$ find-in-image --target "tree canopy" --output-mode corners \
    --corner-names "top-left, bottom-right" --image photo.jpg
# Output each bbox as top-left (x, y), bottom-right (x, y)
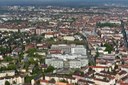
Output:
top-left (5, 81), bottom-right (10, 85)
top-left (104, 43), bottom-right (114, 53)
top-left (96, 22), bottom-right (119, 28)
top-left (3, 56), bottom-right (13, 62)
top-left (44, 65), bottom-right (55, 73)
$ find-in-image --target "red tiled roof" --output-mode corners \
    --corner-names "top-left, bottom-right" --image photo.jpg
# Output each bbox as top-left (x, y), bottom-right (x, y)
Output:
top-left (49, 50), bottom-right (62, 54)
top-left (40, 80), bottom-right (49, 83)
top-left (42, 64), bottom-right (47, 68)
top-left (45, 32), bottom-right (57, 35)
top-left (120, 64), bottom-right (128, 68)
top-left (95, 73), bottom-right (115, 79)
top-left (120, 82), bottom-right (128, 85)
top-left (88, 66), bottom-right (108, 68)
top-left (118, 70), bottom-right (127, 75)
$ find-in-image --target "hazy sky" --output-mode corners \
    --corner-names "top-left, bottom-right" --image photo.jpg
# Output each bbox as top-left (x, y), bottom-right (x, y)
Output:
top-left (0, 0), bottom-right (127, 1)
top-left (0, 0), bottom-right (127, 2)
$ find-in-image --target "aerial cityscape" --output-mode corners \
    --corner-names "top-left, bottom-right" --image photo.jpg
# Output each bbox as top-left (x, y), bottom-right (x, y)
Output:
top-left (0, 0), bottom-right (128, 85)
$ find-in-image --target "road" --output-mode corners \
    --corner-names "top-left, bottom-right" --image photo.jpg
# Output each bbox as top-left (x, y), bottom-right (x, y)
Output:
top-left (81, 32), bottom-right (95, 65)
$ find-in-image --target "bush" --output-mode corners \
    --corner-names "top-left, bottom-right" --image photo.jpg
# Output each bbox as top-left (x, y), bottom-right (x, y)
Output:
top-left (104, 43), bottom-right (114, 53)
top-left (44, 66), bottom-right (55, 73)
top-left (96, 22), bottom-right (119, 28)
top-left (5, 81), bottom-right (10, 85)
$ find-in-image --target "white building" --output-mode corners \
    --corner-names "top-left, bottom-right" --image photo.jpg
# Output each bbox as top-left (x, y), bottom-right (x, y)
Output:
top-left (71, 45), bottom-right (87, 55)
top-left (79, 58), bottom-right (89, 67)
top-left (46, 45), bottom-right (88, 68)
top-left (45, 34), bottom-right (54, 39)
top-left (45, 58), bottom-right (64, 68)
top-left (47, 54), bottom-right (87, 60)
top-left (0, 70), bottom-right (15, 78)
top-left (63, 36), bottom-right (75, 41)
top-left (50, 44), bottom-right (73, 54)
top-left (0, 55), bottom-right (3, 60)
top-left (0, 76), bottom-right (24, 85)
top-left (69, 58), bottom-right (88, 68)
top-left (0, 28), bottom-right (18, 32)
top-left (69, 60), bottom-right (82, 68)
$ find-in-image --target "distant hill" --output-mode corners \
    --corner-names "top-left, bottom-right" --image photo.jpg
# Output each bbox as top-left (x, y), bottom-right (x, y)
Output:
top-left (0, 0), bottom-right (128, 7)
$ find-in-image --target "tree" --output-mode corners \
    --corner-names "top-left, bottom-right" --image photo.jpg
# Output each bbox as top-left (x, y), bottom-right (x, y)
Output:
top-left (27, 48), bottom-right (37, 57)
top-left (96, 22), bottom-right (119, 28)
top-left (74, 69), bottom-right (84, 76)
top-left (93, 48), bottom-right (99, 66)
top-left (122, 60), bottom-right (125, 65)
top-left (34, 53), bottom-right (42, 58)
top-left (36, 36), bottom-right (43, 43)
top-left (36, 80), bottom-right (40, 85)
top-left (103, 77), bottom-right (108, 82)
top-left (40, 58), bottom-right (45, 64)
top-left (75, 83), bottom-right (78, 85)
top-left (88, 67), bottom-right (93, 72)
top-left (3, 56), bottom-right (13, 62)
top-left (59, 79), bottom-right (68, 83)
top-left (115, 56), bottom-right (120, 59)
top-left (13, 81), bottom-right (16, 84)
top-left (24, 62), bottom-right (30, 71)
top-left (114, 64), bottom-right (118, 70)
top-left (19, 52), bottom-right (24, 60)
top-left (44, 66), bottom-right (55, 73)
top-left (0, 66), bottom-right (6, 72)
top-left (49, 78), bottom-right (56, 83)
top-left (101, 43), bottom-right (104, 47)
top-left (7, 64), bottom-right (16, 70)
top-left (5, 81), bottom-right (10, 85)
top-left (104, 43), bottom-right (114, 53)
top-left (95, 51), bottom-right (99, 58)
top-left (25, 75), bottom-right (33, 83)
top-left (29, 57), bottom-right (35, 64)
top-left (32, 65), bottom-right (41, 75)
top-left (0, 47), bottom-right (7, 55)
